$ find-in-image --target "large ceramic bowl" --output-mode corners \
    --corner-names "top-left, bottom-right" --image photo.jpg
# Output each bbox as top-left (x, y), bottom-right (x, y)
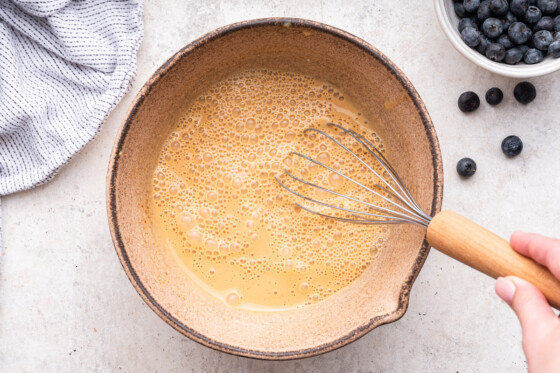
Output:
top-left (107, 18), bottom-right (443, 359)
top-left (434, 0), bottom-right (560, 78)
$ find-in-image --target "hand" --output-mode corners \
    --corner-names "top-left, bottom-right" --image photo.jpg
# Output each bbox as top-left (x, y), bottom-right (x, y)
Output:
top-left (494, 231), bottom-right (560, 373)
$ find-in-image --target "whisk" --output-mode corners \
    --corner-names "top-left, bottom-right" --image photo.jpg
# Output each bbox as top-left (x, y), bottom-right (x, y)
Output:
top-left (276, 123), bottom-right (560, 309)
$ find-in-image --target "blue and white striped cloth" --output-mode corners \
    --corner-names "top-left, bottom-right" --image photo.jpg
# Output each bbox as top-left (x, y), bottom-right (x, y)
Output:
top-left (0, 0), bottom-right (143, 197)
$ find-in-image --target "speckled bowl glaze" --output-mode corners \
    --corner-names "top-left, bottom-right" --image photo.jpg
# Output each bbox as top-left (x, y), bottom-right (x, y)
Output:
top-left (434, 0), bottom-right (560, 78)
top-left (107, 18), bottom-right (443, 360)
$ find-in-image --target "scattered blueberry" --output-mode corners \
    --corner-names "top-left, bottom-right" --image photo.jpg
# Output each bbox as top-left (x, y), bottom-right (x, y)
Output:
top-left (497, 34), bottom-right (515, 48)
top-left (504, 46), bottom-right (525, 63)
top-left (533, 16), bottom-right (554, 31)
top-left (523, 47), bottom-right (544, 63)
top-left (490, 0), bottom-right (510, 16)
top-left (548, 39), bottom-right (560, 57)
top-left (525, 5), bottom-right (543, 24)
top-left (510, 0), bottom-right (529, 16)
top-left (464, 0), bottom-right (481, 12)
top-left (513, 81), bottom-right (536, 103)
top-left (508, 22), bottom-right (533, 43)
top-left (533, 30), bottom-right (554, 49)
top-left (485, 87), bottom-right (504, 104)
top-left (501, 135), bottom-right (523, 157)
top-left (478, 1), bottom-right (493, 21)
top-left (462, 26), bottom-right (481, 47)
top-left (458, 91), bottom-right (481, 112)
top-left (457, 158), bottom-right (477, 177)
top-left (486, 42), bottom-right (507, 60)
top-left (537, 0), bottom-right (558, 14)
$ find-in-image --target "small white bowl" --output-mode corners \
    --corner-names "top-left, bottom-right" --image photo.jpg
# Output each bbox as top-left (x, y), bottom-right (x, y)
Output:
top-left (434, 0), bottom-right (560, 78)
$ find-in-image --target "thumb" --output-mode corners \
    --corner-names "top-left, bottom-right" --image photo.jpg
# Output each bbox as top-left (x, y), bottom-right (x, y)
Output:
top-left (495, 276), bottom-right (557, 334)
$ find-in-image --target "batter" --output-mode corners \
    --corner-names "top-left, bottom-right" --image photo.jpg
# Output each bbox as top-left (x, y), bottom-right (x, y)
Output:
top-left (150, 69), bottom-right (390, 311)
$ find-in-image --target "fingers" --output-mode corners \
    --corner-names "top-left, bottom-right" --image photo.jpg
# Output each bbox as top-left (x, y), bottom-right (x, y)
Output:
top-left (495, 276), bottom-right (557, 334)
top-left (510, 231), bottom-right (560, 279)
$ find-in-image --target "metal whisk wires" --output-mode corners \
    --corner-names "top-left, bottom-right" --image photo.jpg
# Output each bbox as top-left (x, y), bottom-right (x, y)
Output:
top-left (275, 123), bottom-right (432, 228)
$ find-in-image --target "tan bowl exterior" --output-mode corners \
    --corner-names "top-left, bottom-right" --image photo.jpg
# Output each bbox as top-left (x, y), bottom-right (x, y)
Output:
top-left (107, 18), bottom-right (443, 360)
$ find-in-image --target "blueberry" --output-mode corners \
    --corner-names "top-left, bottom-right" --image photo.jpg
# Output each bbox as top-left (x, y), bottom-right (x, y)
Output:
top-left (490, 0), bottom-right (509, 16)
top-left (455, 2), bottom-right (469, 17)
top-left (554, 15), bottom-right (560, 31)
top-left (476, 34), bottom-right (493, 53)
top-left (501, 136), bottom-right (523, 157)
top-left (555, 31), bottom-right (560, 40)
top-left (513, 81), bottom-right (536, 104)
top-left (483, 17), bottom-right (504, 37)
top-left (486, 42), bottom-right (506, 60)
top-left (533, 30), bottom-right (554, 49)
top-left (478, 0), bottom-right (493, 20)
top-left (548, 39), bottom-right (560, 56)
top-left (518, 44), bottom-right (530, 54)
top-left (533, 16), bottom-right (554, 31)
top-left (485, 87), bottom-right (504, 105)
top-left (523, 47), bottom-right (544, 62)
top-left (464, 0), bottom-right (481, 12)
top-left (510, 0), bottom-right (529, 16)
top-left (501, 11), bottom-right (518, 30)
top-left (459, 17), bottom-right (478, 33)
top-left (508, 22), bottom-right (533, 43)
top-left (462, 26), bottom-right (481, 47)
top-left (456, 158), bottom-right (477, 177)
top-left (504, 47), bottom-right (525, 63)
top-left (537, 0), bottom-right (558, 14)
top-left (524, 5), bottom-right (542, 24)
top-left (497, 34), bottom-right (515, 49)
top-left (458, 91), bottom-right (481, 112)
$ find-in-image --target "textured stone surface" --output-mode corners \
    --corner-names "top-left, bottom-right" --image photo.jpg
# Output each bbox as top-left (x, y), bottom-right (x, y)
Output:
top-left (2, 0), bottom-right (559, 371)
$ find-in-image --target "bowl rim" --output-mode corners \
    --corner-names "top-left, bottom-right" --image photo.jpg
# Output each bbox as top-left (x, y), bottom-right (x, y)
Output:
top-left (434, 0), bottom-right (560, 78)
top-left (106, 17), bottom-right (444, 360)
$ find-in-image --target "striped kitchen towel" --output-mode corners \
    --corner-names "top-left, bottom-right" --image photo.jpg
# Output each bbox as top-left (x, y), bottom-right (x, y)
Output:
top-left (0, 0), bottom-right (143, 197)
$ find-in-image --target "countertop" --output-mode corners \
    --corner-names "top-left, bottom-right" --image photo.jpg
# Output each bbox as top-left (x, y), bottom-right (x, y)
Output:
top-left (2, 1), bottom-right (559, 371)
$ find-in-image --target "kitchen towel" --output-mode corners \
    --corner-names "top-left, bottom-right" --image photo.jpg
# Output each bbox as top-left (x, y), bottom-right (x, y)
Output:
top-left (0, 0), bottom-right (143, 197)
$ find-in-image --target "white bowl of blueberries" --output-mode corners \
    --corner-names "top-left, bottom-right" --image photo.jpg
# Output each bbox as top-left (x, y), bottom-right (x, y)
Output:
top-left (434, 0), bottom-right (560, 77)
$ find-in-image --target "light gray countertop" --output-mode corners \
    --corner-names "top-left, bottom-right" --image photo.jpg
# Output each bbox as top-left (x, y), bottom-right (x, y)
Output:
top-left (2, 1), bottom-right (559, 371)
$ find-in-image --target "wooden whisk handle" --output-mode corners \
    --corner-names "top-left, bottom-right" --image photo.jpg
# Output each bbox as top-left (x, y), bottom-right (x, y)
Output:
top-left (427, 210), bottom-right (560, 310)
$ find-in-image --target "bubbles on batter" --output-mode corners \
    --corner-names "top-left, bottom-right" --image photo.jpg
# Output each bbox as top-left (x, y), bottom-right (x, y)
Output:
top-left (226, 292), bottom-right (241, 306)
top-left (177, 212), bottom-right (196, 231)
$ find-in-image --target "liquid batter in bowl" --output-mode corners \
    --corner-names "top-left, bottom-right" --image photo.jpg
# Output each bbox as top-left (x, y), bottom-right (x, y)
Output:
top-left (149, 69), bottom-right (390, 311)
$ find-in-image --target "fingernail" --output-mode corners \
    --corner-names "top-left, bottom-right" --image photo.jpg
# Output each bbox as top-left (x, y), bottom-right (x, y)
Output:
top-left (495, 277), bottom-right (516, 306)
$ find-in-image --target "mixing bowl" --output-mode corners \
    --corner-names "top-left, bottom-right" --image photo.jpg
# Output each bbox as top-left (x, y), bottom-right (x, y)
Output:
top-left (107, 18), bottom-right (443, 359)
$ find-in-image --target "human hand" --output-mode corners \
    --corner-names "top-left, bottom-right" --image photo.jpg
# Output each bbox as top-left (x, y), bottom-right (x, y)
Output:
top-left (494, 231), bottom-right (560, 373)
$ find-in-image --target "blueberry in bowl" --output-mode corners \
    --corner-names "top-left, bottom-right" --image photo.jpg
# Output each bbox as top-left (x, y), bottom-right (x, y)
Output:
top-left (435, 0), bottom-right (560, 77)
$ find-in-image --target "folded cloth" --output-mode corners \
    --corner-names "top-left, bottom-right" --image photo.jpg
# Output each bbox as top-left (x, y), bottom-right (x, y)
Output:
top-left (0, 0), bottom-right (143, 196)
